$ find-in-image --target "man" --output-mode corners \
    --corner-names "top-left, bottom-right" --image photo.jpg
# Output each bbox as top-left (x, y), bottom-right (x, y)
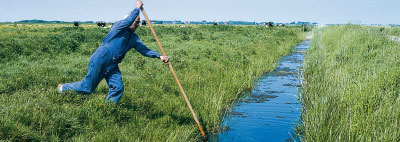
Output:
top-left (58, 0), bottom-right (169, 103)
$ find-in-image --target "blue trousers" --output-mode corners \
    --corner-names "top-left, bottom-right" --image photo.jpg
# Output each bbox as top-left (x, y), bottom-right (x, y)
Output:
top-left (62, 46), bottom-right (124, 103)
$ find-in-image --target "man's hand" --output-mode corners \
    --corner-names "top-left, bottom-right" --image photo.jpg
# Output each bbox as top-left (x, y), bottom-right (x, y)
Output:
top-left (160, 56), bottom-right (169, 63)
top-left (136, 0), bottom-right (143, 9)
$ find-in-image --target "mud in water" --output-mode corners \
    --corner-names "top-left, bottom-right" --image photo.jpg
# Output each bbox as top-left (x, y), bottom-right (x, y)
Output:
top-left (211, 40), bottom-right (310, 142)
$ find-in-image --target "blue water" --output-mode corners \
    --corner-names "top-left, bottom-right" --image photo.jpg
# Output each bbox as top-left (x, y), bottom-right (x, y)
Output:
top-left (212, 40), bottom-right (310, 142)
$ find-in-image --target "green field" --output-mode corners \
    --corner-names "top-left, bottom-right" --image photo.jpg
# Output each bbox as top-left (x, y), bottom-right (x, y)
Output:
top-left (299, 25), bottom-right (400, 141)
top-left (386, 27), bottom-right (400, 36)
top-left (0, 24), bottom-right (303, 141)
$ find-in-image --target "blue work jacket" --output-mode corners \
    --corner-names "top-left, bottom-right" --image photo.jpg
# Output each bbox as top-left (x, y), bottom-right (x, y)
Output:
top-left (100, 8), bottom-right (161, 66)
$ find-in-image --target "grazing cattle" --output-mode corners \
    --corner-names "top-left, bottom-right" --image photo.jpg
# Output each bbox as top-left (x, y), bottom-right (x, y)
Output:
top-left (213, 22), bottom-right (218, 25)
top-left (265, 22), bottom-right (274, 27)
top-left (96, 21), bottom-right (106, 27)
top-left (141, 20), bottom-right (147, 26)
top-left (74, 22), bottom-right (79, 27)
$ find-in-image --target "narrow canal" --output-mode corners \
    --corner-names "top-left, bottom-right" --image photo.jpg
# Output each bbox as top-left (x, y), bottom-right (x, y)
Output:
top-left (212, 40), bottom-right (311, 142)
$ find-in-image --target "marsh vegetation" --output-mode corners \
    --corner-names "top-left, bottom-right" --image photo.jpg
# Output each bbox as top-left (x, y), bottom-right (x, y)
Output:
top-left (0, 24), bottom-right (303, 141)
top-left (299, 25), bottom-right (400, 141)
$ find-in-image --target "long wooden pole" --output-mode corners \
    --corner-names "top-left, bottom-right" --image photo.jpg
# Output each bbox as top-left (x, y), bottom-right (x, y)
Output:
top-left (140, 7), bottom-right (206, 137)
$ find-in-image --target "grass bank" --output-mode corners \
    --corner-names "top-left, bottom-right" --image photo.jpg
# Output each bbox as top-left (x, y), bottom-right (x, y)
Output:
top-left (0, 24), bottom-right (303, 141)
top-left (385, 27), bottom-right (400, 36)
top-left (299, 25), bottom-right (400, 141)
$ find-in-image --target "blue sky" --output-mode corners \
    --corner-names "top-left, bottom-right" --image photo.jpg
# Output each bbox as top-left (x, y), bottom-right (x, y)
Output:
top-left (1, 0), bottom-right (399, 24)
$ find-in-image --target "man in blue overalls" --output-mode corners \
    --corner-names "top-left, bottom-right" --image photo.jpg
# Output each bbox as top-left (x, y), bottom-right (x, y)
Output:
top-left (58, 0), bottom-right (169, 103)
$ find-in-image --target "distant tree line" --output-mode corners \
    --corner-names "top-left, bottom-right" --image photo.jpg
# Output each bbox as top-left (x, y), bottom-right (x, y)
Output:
top-left (6, 19), bottom-right (321, 26)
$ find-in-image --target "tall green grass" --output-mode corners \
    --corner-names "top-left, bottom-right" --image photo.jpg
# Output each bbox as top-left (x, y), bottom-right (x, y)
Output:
top-left (385, 27), bottom-right (400, 36)
top-left (299, 25), bottom-right (400, 141)
top-left (0, 24), bottom-right (303, 141)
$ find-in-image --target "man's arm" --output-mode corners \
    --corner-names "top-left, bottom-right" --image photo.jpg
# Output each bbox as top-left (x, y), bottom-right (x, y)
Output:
top-left (132, 34), bottom-right (161, 58)
top-left (132, 34), bottom-right (169, 63)
top-left (102, 1), bottom-right (143, 43)
top-left (114, 0), bottom-right (143, 30)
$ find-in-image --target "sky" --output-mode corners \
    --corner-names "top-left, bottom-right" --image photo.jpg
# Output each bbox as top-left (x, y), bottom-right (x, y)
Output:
top-left (0, 0), bottom-right (399, 24)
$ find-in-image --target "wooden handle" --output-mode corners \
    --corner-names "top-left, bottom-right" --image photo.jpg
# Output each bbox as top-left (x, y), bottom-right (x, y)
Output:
top-left (140, 7), bottom-right (206, 137)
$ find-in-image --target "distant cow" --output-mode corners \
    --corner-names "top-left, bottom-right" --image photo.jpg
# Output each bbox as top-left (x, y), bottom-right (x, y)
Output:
top-left (265, 22), bottom-right (274, 27)
top-left (213, 22), bottom-right (218, 25)
top-left (74, 22), bottom-right (79, 27)
top-left (141, 20), bottom-right (147, 26)
top-left (96, 21), bottom-right (106, 27)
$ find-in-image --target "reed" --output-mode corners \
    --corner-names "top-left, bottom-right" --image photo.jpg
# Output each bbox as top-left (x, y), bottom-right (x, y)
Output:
top-left (298, 25), bottom-right (400, 141)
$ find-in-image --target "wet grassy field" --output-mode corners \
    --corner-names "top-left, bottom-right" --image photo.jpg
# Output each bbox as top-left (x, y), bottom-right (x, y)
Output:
top-left (0, 24), bottom-right (303, 141)
top-left (386, 27), bottom-right (400, 36)
top-left (299, 25), bottom-right (400, 141)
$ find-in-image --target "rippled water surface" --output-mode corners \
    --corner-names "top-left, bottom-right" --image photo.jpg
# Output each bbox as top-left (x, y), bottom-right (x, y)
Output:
top-left (211, 40), bottom-right (310, 142)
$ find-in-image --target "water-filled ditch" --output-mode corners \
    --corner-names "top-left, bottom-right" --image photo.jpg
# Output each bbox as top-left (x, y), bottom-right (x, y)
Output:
top-left (211, 40), bottom-right (310, 142)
